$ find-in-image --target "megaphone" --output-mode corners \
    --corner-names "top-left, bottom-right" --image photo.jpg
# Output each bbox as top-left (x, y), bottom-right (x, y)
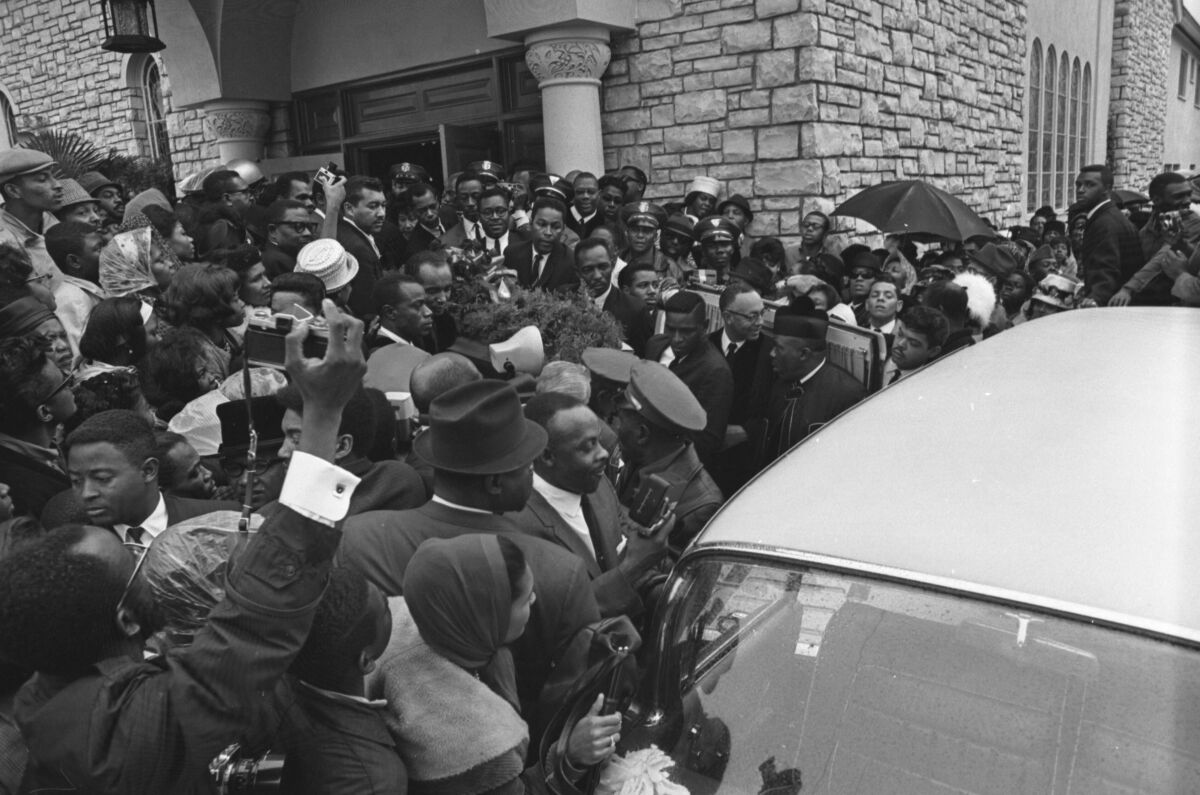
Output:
top-left (489, 325), bottom-right (544, 378)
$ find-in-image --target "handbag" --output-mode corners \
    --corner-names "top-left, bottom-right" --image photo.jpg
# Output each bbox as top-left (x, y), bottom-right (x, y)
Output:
top-left (538, 615), bottom-right (642, 795)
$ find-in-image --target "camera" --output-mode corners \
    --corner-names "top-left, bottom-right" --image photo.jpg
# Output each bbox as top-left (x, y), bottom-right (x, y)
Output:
top-left (244, 308), bottom-right (329, 369)
top-left (314, 161), bottom-right (340, 188)
top-left (628, 472), bottom-right (684, 530)
top-left (1160, 210), bottom-right (1183, 236)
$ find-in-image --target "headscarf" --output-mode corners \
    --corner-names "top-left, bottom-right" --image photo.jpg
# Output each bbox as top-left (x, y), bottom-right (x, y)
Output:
top-left (99, 218), bottom-right (183, 298)
top-left (0, 296), bottom-right (56, 338)
top-left (124, 189), bottom-right (172, 220)
top-left (403, 534), bottom-right (520, 709)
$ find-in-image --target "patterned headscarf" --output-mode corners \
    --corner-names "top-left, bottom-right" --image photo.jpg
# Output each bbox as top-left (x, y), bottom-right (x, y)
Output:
top-left (99, 218), bottom-right (182, 298)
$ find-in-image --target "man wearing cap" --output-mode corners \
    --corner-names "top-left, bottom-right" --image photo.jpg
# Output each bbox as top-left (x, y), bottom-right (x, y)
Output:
top-left (77, 171), bottom-right (125, 232)
top-left (611, 361), bottom-right (723, 558)
top-left (336, 380), bottom-right (602, 726)
top-left (216, 395), bottom-right (289, 510)
top-left (567, 172), bottom-right (604, 239)
top-left (683, 176), bottom-right (721, 223)
top-left (756, 312), bottom-right (864, 471)
top-left (388, 162), bottom-right (430, 224)
top-left (620, 201), bottom-right (667, 270)
top-left (644, 291), bottom-right (733, 469)
top-left (656, 214), bottom-right (698, 287)
top-left (466, 160), bottom-right (505, 187)
top-left (514, 393), bottom-right (672, 618)
top-left (695, 216), bottom-right (740, 285)
top-left (0, 149), bottom-right (64, 287)
top-left (53, 179), bottom-right (103, 232)
top-left (719, 194), bottom-right (755, 258)
top-left (509, 197), bottom-right (579, 291)
top-left (295, 238), bottom-right (358, 310)
top-left (618, 166), bottom-right (648, 202)
top-left (580, 346), bottom-right (638, 429)
top-left (575, 238), bottom-right (653, 356)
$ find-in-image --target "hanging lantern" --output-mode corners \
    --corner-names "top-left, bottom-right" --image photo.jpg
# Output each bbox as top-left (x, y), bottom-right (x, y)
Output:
top-left (99, 0), bottom-right (166, 53)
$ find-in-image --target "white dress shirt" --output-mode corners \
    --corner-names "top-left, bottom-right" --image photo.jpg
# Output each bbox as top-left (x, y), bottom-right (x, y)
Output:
top-left (115, 492), bottom-right (169, 544)
top-left (532, 473), bottom-right (594, 560)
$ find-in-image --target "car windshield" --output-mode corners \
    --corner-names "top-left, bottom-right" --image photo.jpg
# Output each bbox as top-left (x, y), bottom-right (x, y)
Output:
top-left (621, 556), bottom-right (1200, 794)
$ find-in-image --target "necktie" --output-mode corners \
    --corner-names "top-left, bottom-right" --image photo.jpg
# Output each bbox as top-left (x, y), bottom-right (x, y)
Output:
top-left (534, 254), bottom-right (546, 281)
top-left (580, 494), bottom-right (608, 570)
top-left (126, 526), bottom-right (146, 545)
top-left (474, 223), bottom-right (484, 243)
top-left (726, 342), bottom-right (738, 359)
top-left (493, 237), bottom-right (502, 256)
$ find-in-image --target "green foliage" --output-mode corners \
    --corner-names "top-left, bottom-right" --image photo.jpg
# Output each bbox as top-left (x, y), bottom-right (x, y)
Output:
top-left (102, 153), bottom-right (176, 201)
top-left (19, 130), bottom-right (106, 178)
top-left (455, 286), bottom-right (624, 364)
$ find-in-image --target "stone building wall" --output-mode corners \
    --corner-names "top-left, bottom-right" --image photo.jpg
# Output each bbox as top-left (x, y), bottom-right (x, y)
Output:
top-left (602, 0), bottom-right (1029, 249)
top-left (1108, 0), bottom-right (1172, 189)
top-left (0, 0), bottom-right (214, 185)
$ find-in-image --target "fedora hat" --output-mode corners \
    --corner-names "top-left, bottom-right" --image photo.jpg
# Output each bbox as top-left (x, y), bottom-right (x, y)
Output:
top-left (414, 380), bottom-right (547, 474)
top-left (966, 243), bottom-right (1019, 279)
top-left (295, 239), bottom-right (359, 292)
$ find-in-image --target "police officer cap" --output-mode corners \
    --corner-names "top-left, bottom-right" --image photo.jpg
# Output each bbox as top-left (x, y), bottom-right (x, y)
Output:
top-left (390, 162), bottom-right (429, 182)
top-left (580, 347), bottom-right (638, 385)
top-left (0, 149), bottom-right (55, 185)
top-left (619, 201), bottom-right (667, 229)
top-left (625, 360), bottom-right (707, 433)
top-left (530, 173), bottom-right (573, 203)
top-left (662, 213), bottom-right (696, 242)
top-left (697, 216), bottom-right (740, 243)
top-left (466, 160), bottom-right (506, 182)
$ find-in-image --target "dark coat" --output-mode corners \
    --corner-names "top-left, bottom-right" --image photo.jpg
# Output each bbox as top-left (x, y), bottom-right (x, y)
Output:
top-left (335, 502), bottom-right (601, 727)
top-left (603, 289), bottom-right (654, 357)
top-left (420, 312), bottom-right (458, 354)
top-left (706, 329), bottom-right (771, 426)
top-left (509, 478), bottom-right (641, 617)
top-left (337, 219), bottom-right (384, 319)
top-left (402, 224), bottom-right (443, 263)
top-left (258, 457), bottom-right (427, 520)
top-left (613, 443), bottom-right (722, 558)
top-left (757, 360), bottom-right (865, 471)
top-left (16, 502), bottom-right (342, 794)
top-left (195, 205), bottom-right (251, 258)
top-left (0, 444), bottom-right (69, 520)
top-left (566, 208), bottom-right (604, 239)
top-left (644, 334), bottom-right (734, 469)
top-left (1081, 200), bottom-right (1146, 306)
top-left (506, 240), bottom-right (580, 292)
top-left (261, 243), bottom-right (297, 279)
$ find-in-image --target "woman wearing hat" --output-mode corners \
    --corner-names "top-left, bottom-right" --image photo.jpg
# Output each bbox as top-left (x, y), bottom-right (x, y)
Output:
top-left (372, 534), bottom-right (621, 794)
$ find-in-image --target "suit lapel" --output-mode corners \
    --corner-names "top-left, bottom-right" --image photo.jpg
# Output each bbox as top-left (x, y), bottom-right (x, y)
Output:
top-left (527, 492), bottom-right (602, 577)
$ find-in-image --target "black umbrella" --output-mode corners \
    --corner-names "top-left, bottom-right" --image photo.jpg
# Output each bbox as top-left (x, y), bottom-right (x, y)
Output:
top-left (832, 180), bottom-right (994, 242)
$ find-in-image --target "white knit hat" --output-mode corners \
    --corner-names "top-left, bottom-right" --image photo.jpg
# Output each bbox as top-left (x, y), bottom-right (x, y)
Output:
top-left (685, 175), bottom-right (721, 199)
top-left (295, 238), bottom-right (359, 292)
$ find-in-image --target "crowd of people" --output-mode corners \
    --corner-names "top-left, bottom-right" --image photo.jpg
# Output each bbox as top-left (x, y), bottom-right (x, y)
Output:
top-left (0, 138), bottom-right (1194, 793)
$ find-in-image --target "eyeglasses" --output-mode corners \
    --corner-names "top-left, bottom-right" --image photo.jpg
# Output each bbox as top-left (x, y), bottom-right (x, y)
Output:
top-left (273, 221), bottom-right (318, 233)
top-left (222, 455), bottom-right (278, 480)
top-left (479, 208), bottom-right (510, 219)
top-left (25, 272), bottom-right (52, 286)
top-left (850, 270), bottom-right (876, 279)
top-left (725, 309), bottom-right (764, 323)
top-left (39, 368), bottom-right (75, 407)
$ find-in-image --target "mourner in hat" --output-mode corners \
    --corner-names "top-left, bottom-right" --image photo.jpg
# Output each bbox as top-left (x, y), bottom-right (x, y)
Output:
top-left (295, 238), bottom-right (359, 311)
top-left (718, 194), bottom-right (755, 257)
top-left (756, 307), bottom-right (865, 472)
top-left (78, 170), bottom-right (125, 230)
top-left (53, 179), bottom-right (104, 231)
top-left (656, 213), bottom-right (698, 288)
top-left (580, 346), bottom-right (638, 428)
top-left (465, 160), bottom-right (505, 186)
top-left (611, 361), bottom-right (723, 559)
top-left (683, 176), bottom-right (721, 223)
top-left (695, 216), bottom-right (741, 285)
top-left (0, 149), bottom-right (65, 288)
top-left (644, 290), bottom-right (733, 469)
top-left (335, 380), bottom-right (602, 731)
top-left (620, 201), bottom-right (667, 269)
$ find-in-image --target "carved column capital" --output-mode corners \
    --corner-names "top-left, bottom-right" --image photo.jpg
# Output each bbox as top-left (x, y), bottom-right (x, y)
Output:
top-left (525, 31), bottom-right (611, 87)
top-left (202, 100), bottom-right (271, 162)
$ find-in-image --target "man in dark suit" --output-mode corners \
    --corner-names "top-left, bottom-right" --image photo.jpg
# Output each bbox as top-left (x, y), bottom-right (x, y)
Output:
top-left (336, 381), bottom-right (600, 729)
top-left (707, 283), bottom-right (771, 495)
top-left (3, 306), bottom-right (370, 792)
top-left (575, 237), bottom-right (653, 356)
top-left (54, 410), bottom-right (238, 541)
top-left (513, 393), bottom-right (670, 618)
top-left (1073, 163), bottom-right (1145, 306)
top-left (507, 197), bottom-right (579, 292)
top-left (566, 173), bottom-right (605, 238)
top-left (0, 336), bottom-right (75, 519)
top-left (410, 252), bottom-right (459, 353)
top-left (261, 199), bottom-right (316, 278)
top-left (439, 170), bottom-right (487, 249)
top-left (402, 182), bottom-right (449, 261)
top-left (336, 176), bottom-right (388, 318)
top-left (644, 291), bottom-right (733, 469)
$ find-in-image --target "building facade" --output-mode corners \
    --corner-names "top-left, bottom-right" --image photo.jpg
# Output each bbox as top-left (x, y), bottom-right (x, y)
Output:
top-left (0, 0), bottom-right (1186, 249)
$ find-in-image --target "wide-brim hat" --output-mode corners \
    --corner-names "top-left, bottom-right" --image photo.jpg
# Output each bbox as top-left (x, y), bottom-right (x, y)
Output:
top-left (619, 201), bottom-right (667, 229)
top-left (78, 170), bottom-right (122, 196)
top-left (685, 175), bottom-right (721, 199)
top-left (415, 380), bottom-right (547, 474)
top-left (696, 216), bottom-right (740, 243)
top-left (717, 194), bottom-right (753, 221)
top-left (56, 179), bottom-right (98, 210)
top-left (295, 238), bottom-right (359, 292)
top-left (728, 257), bottom-right (774, 293)
top-left (217, 395), bottom-right (287, 456)
top-left (0, 149), bottom-right (56, 185)
top-left (967, 243), bottom-right (1019, 278)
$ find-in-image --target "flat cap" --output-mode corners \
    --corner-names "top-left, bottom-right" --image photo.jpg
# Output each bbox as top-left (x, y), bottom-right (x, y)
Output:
top-left (619, 201), bottom-right (668, 229)
top-left (967, 243), bottom-right (1019, 278)
top-left (696, 216), bottom-right (740, 243)
top-left (0, 149), bottom-right (55, 184)
top-left (580, 347), bottom-right (638, 385)
top-left (625, 360), bottom-right (707, 433)
top-left (78, 170), bottom-right (122, 196)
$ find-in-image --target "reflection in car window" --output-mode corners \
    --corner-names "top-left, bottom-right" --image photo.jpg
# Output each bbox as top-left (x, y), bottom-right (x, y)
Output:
top-left (621, 558), bottom-right (1200, 794)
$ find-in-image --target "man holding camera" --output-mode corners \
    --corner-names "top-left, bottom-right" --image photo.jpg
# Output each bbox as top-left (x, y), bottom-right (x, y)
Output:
top-left (1110, 171), bottom-right (1200, 307)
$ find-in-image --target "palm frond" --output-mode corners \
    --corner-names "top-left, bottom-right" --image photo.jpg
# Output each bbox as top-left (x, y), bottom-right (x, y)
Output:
top-left (19, 130), bottom-right (106, 179)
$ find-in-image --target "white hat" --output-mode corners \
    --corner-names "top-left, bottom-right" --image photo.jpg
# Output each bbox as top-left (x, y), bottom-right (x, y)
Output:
top-left (295, 238), bottom-right (359, 292)
top-left (686, 175), bottom-right (721, 199)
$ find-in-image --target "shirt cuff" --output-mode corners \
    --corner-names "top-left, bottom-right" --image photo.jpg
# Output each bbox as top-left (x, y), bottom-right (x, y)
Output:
top-left (278, 451), bottom-right (361, 526)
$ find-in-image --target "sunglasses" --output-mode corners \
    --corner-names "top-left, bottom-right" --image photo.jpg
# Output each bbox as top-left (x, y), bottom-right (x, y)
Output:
top-left (850, 270), bottom-right (877, 279)
top-left (273, 221), bottom-right (319, 233)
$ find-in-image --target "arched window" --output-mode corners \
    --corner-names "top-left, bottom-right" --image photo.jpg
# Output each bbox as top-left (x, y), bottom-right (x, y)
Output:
top-left (1081, 64), bottom-right (1092, 166)
top-left (1041, 47), bottom-right (1056, 207)
top-left (141, 57), bottom-right (171, 162)
top-left (1056, 51), bottom-right (1069, 206)
top-left (0, 90), bottom-right (17, 150)
top-left (1028, 40), bottom-right (1042, 211)
top-left (1070, 58), bottom-right (1081, 187)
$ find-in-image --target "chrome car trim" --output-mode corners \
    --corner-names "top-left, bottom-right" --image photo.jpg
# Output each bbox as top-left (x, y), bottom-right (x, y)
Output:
top-left (685, 541), bottom-right (1200, 648)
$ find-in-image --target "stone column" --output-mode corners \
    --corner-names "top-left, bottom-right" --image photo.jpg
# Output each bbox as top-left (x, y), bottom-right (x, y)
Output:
top-left (525, 25), bottom-right (612, 176)
top-left (202, 100), bottom-right (271, 162)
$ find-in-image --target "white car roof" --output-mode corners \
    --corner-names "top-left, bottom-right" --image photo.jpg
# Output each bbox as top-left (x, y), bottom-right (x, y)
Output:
top-left (696, 308), bottom-right (1200, 642)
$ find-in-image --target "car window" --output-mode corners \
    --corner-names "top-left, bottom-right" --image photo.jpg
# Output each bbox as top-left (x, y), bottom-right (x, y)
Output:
top-left (621, 557), bottom-right (1200, 794)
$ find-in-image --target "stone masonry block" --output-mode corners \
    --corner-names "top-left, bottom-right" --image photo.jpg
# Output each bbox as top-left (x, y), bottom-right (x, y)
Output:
top-left (772, 85), bottom-right (818, 122)
top-left (757, 0), bottom-right (800, 18)
top-left (757, 125), bottom-right (799, 159)
top-left (722, 20), bottom-right (773, 52)
top-left (801, 123), bottom-right (864, 156)
top-left (756, 50), bottom-right (796, 87)
top-left (605, 84), bottom-right (641, 110)
top-left (651, 105), bottom-right (676, 127)
top-left (630, 50), bottom-right (674, 82)
top-left (602, 109), bottom-right (652, 134)
top-left (754, 160), bottom-right (822, 194)
top-left (714, 67), bottom-right (754, 87)
top-left (797, 47), bottom-right (836, 81)
top-left (663, 124), bottom-right (712, 152)
top-left (676, 89), bottom-right (727, 122)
